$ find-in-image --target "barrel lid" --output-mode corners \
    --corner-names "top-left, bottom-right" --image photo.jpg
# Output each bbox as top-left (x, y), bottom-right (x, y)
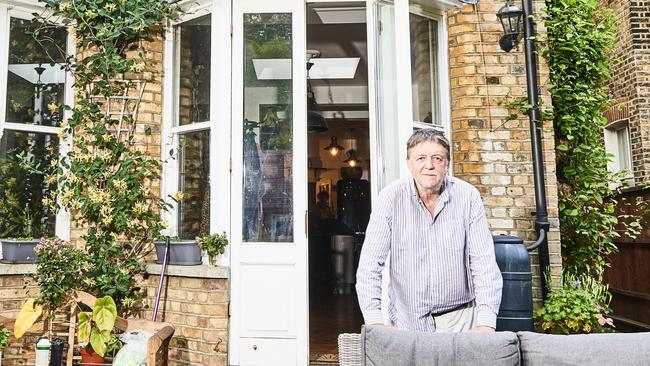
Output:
top-left (492, 235), bottom-right (524, 245)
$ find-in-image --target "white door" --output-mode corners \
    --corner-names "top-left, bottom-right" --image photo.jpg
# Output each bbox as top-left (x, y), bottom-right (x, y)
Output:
top-left (230, 0), bottom-right (308, 365)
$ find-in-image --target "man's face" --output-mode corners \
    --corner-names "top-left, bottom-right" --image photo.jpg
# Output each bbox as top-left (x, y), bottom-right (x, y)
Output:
top-left (406, 141), bottom-right (449, 193)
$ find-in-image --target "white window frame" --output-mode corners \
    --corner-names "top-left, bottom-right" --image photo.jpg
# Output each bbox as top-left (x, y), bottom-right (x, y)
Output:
top-left (604, 120), bottom-right (634, 187)
top-left (409, 5), bottom-right (450, 136)
top-left (162, 0), bottom-right (231, 265)
top-left (0, 3), bottom-right (73, 240)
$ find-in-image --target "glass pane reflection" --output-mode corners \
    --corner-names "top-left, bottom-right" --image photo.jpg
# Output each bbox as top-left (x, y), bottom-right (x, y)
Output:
top-left (242, 13), bottom-right (293, 243)
top-left (410, 14), bottom-right (440, 126)
top-left (177, 15), bottom-right (211, 126)
top-left (0, 131), bottom-right (58, 238)
top-left (6, 18), bottom-right (67, 127)
top-left (178, 130), bottom-right (210, 239)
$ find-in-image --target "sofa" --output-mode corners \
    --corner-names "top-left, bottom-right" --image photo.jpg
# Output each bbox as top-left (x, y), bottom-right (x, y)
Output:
top-left (338, 325), bottom-right (650, 366)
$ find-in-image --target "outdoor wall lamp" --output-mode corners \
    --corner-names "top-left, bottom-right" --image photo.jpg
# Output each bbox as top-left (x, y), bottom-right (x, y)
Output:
top-left (324, 136), bottom-right (344, 156)
top-left (497, 0), bottom-right (523, 52)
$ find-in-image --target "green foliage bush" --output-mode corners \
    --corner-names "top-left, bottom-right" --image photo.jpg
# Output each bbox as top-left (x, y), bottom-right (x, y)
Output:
top-left (33, 238), bottom-right (88, 315)
top-left (0, 324), bottom-right (10, 349)
top-left (544, 0), bottom-right (643, 278)
top-left (534, 274), bottom-right (614, 334)
top-left (32, 0), bottom-right (178, 314)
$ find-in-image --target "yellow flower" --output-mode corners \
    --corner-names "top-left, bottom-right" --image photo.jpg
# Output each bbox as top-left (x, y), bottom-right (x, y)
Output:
top-left (58, 2), bottom-right (71, 11)
top-left (48, 102), bottom-right (58, 114)
top-left (50, 159), bottom-right (58, 167)
top-left (104, 3), bottom-right (116, 12)
top-left (85, 10), bottom-right (96, 19)
top-left (134, 201), bottom-right (148, 215)
top-left (173, 191), bottom-right (185, 201)
top-left (112, 179), bottom-right (127, 193)
top-left (60, 119), bottom-right (70, 129)
top-left (130, 62), bottom-right (146, 73)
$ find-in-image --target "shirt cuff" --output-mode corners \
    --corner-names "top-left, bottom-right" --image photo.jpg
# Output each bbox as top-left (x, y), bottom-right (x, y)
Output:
top-left (475, 309), bottom-right (497, 329)
top-left (363, 310), bottom-right (384, 325)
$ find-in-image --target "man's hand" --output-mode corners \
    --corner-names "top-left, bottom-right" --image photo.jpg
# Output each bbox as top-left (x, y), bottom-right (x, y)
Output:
top-left (468, 326), bottom-right (495, 333)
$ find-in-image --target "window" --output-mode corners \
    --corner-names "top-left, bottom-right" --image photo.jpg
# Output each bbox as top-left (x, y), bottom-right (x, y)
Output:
top-left (170, 13), bottom-right (212, 239)
top-left (604, 122), bottom-right (634, 187)
top-left (410, 13), bottom-right (440, 128)
top-left (0, 9), bottom-right (70, 239)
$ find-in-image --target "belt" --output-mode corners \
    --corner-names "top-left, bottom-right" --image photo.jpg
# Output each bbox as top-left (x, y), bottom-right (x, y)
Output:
top-left (430, 301), bottom-right (472, 318)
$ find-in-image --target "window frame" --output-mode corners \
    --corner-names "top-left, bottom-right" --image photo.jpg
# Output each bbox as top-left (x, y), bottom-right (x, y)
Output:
top-left (409, 4), bottom-right (450, 137)
top-left (0, 4), bottom-right (73, 240)
top-left (161, 0), bottom-right (231, 265)
top-left (604, 120), bottom-right (634, 187)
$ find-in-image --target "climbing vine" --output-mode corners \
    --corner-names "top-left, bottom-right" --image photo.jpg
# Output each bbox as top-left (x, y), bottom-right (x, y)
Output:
top-left (543, 0), bottom-right (643, 279)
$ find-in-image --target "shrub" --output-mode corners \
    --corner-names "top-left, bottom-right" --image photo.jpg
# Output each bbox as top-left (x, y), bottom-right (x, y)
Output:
top-left (534, 274), bottom-right (614, 334)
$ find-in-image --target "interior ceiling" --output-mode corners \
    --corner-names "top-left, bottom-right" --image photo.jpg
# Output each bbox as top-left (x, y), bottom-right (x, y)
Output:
top-left (307, 2), bottom-right (368, 89)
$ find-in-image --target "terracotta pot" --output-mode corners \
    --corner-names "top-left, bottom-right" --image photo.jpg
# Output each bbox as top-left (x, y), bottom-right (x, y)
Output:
top-left (79, 346), bottom-right (105, 365)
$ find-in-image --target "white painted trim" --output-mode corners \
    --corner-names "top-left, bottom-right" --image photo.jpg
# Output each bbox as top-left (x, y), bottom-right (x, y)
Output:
top-left (394, 0), bottom-right (414, 179)
top-left (210, 0), bottom-right (232, 266)
top-left (169, 121), bottom-right (211, 134)
top-left (365, 0), bottom-right (380, 204)
top-left (161, 19), bottom-right (178, 237)
top-left (1, 122), bottom-right (59, 135)
top-left (0, 4), bottom-right (72, 240)
top-left (55, 24), bottom-right (76, 241)
top-left (0, 5), bottom-right (10, 140)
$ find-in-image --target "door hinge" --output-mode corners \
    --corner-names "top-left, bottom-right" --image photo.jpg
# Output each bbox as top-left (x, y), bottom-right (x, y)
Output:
top-left (230, 24), bottom-right (233, 36)
top-left (305, 210), bottom-right (308, 237)
top-left (378, 20), bottom-right (383, 34)
top-left (229, 158), bottom-right (232, 173)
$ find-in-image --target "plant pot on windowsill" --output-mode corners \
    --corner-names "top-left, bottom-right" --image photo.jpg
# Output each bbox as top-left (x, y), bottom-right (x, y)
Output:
top-left (154, 240), bottom-right (202, 266)
top-left (0, 238), bottom-right (40, 264)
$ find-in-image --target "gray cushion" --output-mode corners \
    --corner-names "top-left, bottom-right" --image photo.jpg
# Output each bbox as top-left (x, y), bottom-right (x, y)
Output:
top-left (517, 331), bottom-right (650, 366)
top-left (362, 325), bottom-right (520, 366)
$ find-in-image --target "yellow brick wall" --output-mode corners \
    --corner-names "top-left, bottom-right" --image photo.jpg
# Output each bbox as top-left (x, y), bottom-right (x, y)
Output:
top-left (448, 2), bottom-right (562, 305)
top-left (141, 276), bottom-right (229, 366)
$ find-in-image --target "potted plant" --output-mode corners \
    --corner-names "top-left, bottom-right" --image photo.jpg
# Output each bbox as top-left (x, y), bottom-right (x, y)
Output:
top-left (76, 294), bottom-right (118, 362)
top-left (196, 232), bottom-right (229, 265)
top-left (0, 324), bottom-right (10, 366)
top-left (13, 238), bottom-right (88, 339)
top-left (154, 236), bottom-right (202, 266)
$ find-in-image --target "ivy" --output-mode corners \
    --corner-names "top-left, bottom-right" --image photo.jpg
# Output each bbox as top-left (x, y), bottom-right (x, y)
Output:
top-left (542, 0), bottom-right (645, 279)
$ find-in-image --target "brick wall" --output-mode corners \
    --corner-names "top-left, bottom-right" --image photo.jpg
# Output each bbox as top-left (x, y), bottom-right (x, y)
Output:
top-left (141, 274), bottom-right (229, 366)
top-left (0, 272), bottom-right (40, 366)
top-left (605, 0), bottom-right (650, 184)
top-left (447, 2), bottom-right (562, 305)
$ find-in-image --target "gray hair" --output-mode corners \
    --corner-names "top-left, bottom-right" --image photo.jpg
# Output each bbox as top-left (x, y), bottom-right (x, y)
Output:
top-left (406, 129), bottom-right (450, 159)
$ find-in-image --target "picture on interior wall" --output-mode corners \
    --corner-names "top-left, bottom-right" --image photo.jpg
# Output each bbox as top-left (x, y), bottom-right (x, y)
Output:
top-left (316, 179), bottom-right (332, 207)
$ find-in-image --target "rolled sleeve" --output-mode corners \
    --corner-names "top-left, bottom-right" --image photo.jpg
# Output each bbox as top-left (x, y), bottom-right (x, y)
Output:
top-left (467, 191), bottom-right (503, 329)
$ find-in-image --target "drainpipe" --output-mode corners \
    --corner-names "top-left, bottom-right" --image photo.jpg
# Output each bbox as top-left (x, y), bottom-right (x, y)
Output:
top-left (520, 0), bottom-right (551, 300)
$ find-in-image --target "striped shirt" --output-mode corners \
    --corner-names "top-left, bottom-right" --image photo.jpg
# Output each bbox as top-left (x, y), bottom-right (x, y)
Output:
top-left (356, 176), bottom-right (503, 331)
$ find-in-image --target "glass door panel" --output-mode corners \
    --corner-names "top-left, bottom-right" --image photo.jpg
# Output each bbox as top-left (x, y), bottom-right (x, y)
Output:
top-left (242, 13), bottom-right (294, 243)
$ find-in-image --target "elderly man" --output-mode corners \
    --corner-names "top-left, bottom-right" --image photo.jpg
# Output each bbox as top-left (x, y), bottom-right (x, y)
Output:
top-left (356, 129), bottom-right (502, 333)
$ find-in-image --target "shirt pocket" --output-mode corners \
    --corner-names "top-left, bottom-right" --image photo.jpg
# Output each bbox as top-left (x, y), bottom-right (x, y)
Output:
top-left (437, 218), bottom-right (466, 252)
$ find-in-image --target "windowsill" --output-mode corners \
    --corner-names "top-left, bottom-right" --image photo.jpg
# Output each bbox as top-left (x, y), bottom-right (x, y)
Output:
top-left (0, 263), bottom-right (37, 275)
top-left (145, 263), bottom-right (229, 279)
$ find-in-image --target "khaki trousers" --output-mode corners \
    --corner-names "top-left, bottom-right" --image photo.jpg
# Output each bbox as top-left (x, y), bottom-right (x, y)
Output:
top-left (432, 301), bottom-right (477, 333)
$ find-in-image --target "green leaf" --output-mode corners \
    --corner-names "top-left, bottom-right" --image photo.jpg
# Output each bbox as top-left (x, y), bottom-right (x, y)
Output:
top-left (78, 312), bottom-right (91, 343)
top-left (90, 328), bottom-right (111, 357)
top-left (93, 296), bottom-right (117, 332)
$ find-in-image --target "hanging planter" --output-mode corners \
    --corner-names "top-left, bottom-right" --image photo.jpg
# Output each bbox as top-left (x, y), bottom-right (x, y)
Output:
top-left (0, 238), bottom-right (40, 264)
top-left (154, 239), bottom-right (202, 266)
